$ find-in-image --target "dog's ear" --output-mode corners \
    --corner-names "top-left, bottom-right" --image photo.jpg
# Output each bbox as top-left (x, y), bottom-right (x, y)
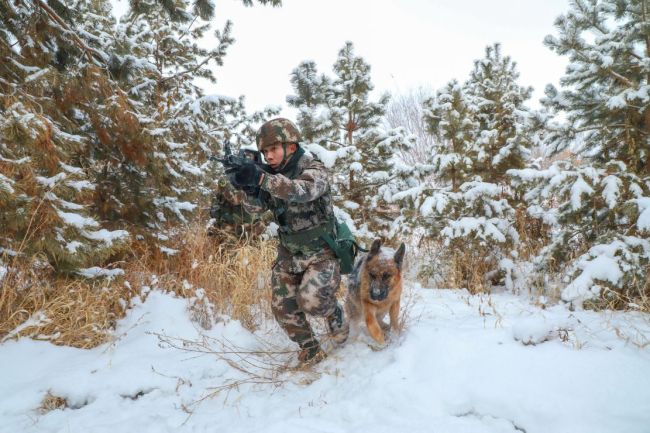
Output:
top-left (394, 243), bottom-right (406, 269)
top-left (368, 238), bottom-right (382, 258)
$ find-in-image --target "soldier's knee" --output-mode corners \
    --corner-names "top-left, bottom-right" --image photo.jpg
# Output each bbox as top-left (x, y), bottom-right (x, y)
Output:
top-left (271, 294), bottom-right (299, 322)
top-left (296, 289), bottom-right (335, 317)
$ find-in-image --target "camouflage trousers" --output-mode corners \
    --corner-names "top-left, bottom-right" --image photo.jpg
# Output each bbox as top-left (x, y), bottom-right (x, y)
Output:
top-left (271, 247), bottom-right (341, 349)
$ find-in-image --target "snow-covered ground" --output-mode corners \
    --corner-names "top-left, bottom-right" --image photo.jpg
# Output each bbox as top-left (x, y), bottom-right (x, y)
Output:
top-left (2, 284), bottom-right (650, 433)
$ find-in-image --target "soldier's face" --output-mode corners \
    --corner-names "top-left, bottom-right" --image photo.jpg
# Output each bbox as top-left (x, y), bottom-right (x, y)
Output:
top-left (262, 142), bottom-right (296, 168)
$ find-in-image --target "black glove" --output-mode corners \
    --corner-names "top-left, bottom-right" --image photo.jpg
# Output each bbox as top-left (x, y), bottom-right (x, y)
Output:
top-left (227, 161), bottom-right (264, 187)
top-left (242, 185), bottom-right (259, 197)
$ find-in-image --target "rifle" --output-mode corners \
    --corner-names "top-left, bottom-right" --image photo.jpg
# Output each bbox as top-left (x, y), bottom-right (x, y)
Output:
top-left (211, 140), bottom-right (262, 169)
top-left (211, 140), bottom-right (264, 191)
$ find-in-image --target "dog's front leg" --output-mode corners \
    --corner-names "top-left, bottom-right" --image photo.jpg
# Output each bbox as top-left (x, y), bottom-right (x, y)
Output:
top-left (389, 299), bottom-right (401, 333)
top-left (364, 303), bottom-right (385, 344)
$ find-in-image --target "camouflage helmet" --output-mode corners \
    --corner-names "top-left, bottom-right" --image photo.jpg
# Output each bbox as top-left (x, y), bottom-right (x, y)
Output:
top-left (255, 118), bottom-right (301, 151)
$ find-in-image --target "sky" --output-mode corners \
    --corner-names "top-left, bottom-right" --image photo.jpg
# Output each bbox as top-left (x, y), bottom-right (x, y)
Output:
top-left (112, 0), bottom-right (571, 115)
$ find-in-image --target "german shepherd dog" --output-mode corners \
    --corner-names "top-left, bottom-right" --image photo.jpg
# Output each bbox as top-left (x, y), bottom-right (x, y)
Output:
top-left (347, 239), bottom-right (406, 345)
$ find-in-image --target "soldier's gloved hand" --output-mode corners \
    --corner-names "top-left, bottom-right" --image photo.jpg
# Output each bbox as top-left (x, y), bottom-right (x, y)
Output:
top-left (228, 161), bottom-right (264, 187)
top-left (242, 185), bottom-right (260, 197)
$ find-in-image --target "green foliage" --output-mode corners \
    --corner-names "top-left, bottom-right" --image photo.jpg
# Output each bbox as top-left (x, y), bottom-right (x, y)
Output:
top-left (0, 0), bottom-right (279, 276)
top-left (422, 80), bottom-right (477, 191)
top-left (465, 43), bottom-right (533, 183)
top-left (286, 42), bottom-right (414, 236)
top-left (542, 0), bottom-right (650, 174)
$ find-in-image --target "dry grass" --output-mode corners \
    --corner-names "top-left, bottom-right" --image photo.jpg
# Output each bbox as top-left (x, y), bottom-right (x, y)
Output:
top-left (514, 207), bottom-right (549, 261)
top-left (38, 391), bottom-right (68, 414)
top-left (441, 243), bottom-right (495, 294)
top-left (583, 283), bottom-right (650, 313)
top-left (410, 234), bottom-right (500, 294)
top-left (0, 260), bottom-right (135, 348)
top-left (123, 223), bottom-right (276, 331)
top-left (0, 221), bottom-right (277, 348)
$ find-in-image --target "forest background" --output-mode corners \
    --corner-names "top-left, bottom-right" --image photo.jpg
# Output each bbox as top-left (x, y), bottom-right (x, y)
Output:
top-left (1, 0), bottom-right (650, 349)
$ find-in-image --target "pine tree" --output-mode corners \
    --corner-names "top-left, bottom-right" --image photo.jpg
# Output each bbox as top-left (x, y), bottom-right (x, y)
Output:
top-left (0, 0), bottom-right (280, 274)
top-left (422, 80), bottom-right (478, 192)
top-left (286, 61), bottom-right (337, 145)
top-left (542, 0), bottom-right (650, 174)
top-left (392, 46), bottom-right (535, 291)
top-left (287, 43), bottom-right (415, 236)
top-left (328, 42), bottom-right (399, 232)
top-left (331, 42), bottom-right (388, 148)
top-left (0, 0), bottom-right (131, 274)
top-left (465, 43), bottom-right (533, 183)
top-left (508, 0), bottom-right (650, 307)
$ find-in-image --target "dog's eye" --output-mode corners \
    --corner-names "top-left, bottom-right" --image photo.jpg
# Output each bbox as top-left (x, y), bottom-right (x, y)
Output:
top-left (382, 273), bottom-right (390, 280)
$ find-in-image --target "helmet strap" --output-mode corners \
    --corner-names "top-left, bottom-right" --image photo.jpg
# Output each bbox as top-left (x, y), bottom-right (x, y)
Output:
top-left (278, 142), bottom-right (291, 170)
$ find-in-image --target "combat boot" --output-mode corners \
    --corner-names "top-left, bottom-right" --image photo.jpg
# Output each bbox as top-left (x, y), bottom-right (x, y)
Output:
top-left (327, 303), bottom-right (349, 345)
top-left (298, 339), bottom-right (325, 365)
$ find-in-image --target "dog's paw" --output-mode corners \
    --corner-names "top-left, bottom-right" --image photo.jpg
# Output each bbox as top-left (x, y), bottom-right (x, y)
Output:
top-left (367, 341), bottom-right (387, 351)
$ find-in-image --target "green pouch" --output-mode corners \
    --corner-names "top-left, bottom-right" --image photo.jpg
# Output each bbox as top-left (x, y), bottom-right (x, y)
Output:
top-left (322, 220), bottom-right (359, 274)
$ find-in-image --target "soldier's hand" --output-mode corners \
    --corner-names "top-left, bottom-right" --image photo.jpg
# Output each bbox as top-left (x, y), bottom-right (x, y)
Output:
top-left (228, 160), bottom-right (264, 187)
top-left (242, 185), bottom-right (260, 197)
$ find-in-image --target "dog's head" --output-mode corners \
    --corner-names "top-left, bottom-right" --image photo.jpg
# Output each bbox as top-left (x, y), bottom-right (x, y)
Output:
top-left (364, 239), bottom-right (406, 302)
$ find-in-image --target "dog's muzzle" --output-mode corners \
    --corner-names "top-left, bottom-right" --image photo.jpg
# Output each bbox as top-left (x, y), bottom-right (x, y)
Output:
top-left (370, 282), bottom-right (389, 301)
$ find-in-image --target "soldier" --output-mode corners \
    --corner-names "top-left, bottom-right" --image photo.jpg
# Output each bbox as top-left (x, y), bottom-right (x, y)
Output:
top-left (226, 118), bottom-right (349, 364)
top-left (209, 179), bottom-right (266, 239)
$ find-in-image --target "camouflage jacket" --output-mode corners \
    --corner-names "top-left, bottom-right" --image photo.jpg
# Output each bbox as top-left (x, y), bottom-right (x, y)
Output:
top-left (211, 181), bottom-right (260, 225)
top-left (242, 147), bottom-right (336, 255)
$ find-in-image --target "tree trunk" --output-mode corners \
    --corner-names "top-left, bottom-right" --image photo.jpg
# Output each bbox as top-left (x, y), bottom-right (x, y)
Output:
top-left (643, 0), bottom-right (650, 174)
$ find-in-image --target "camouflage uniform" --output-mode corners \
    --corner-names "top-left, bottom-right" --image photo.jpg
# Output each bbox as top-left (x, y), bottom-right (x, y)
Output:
top-left (242, 119), bottom-right (347, 357)
top-left (210, 180), bottom-right (266, 239)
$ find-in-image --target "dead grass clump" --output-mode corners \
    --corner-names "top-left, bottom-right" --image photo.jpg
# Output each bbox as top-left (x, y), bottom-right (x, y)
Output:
top-left (583, 280), bottom-right (650, 313)
top-left (1, 220), bottom-right (277, 349)
top-left (440, 242), bottom-right (495, 294)
top-left (412, 236), bottom-right (445, 287)
top-left (514, 207), bottom-right (549, 261)
top-left (39, 391), bottom-right (67, 414)
top-left (0, 260), bottom-right (136, 349)
top-left (124, 222), bottom-right (277, 331)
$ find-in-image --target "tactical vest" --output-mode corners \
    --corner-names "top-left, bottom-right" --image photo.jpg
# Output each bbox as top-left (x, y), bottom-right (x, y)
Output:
top-left (258, 148), bottom-right (362, 273)
top-left (261, 149), bottom-right (336, 255)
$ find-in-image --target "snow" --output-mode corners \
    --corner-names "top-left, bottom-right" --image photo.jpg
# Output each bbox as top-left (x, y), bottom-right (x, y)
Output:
top-left (633, 197), bottom-right (650, 232)
top-left (420, 192), bottom-right (449, 216)
top-left (154, 197), bottom-right (197, 222)
top-left (350, 162), bottom-right (363, 172)
top-left (67, 180), bottom-right (96, 191)
top-left (0, 173), bottom-right (15, 194)
top-left (441, 217), bottom-right (508, 244)
top-left (0, 311), bottom-right (49, 344)
top-left (562, 248), bottom-right (624, 304)
top-left (304, 144), bottom-right (343, 169)
top-left (606, 94), bottom-right (627, 109)
top-left (76, 267), bottom-right (125, 279)
top-left (59, 162), bottom-right (84, 175)
top-left (1, 287), bottom-right (649, 433)
top-left (601, 175), bottom-right (621, 209)
top-left (56, 210), bottom-right (99, 229)
top-left (65, 241), bottom-right (83, 254)
top-left (82, 229), bottom-right (129, 246)
top-left (37, 173), bottom-right (66, 188)
top-left (511, 314), bottom-right (569, 346)
top-left (160, 246), bottom-right (179, 256)
top-left (190, 94), bottom-right (236, 115)
top-left (570, 176), bottom-right (594, 210)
